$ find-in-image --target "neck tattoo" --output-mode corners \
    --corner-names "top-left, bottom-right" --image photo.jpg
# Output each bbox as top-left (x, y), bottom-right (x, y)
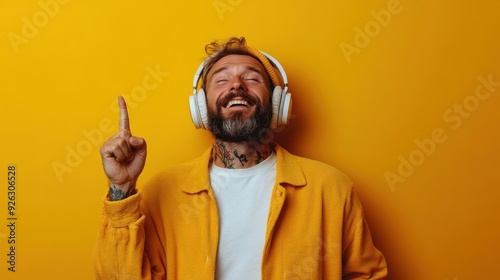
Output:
top-left (212, 139), bottom-right (271, 169)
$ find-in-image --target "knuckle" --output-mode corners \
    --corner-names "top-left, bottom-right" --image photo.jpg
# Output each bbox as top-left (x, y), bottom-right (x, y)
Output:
top-left (119, 130), bottom-right (131, 138)
top-left (115, 138), bottom-right (128, 148)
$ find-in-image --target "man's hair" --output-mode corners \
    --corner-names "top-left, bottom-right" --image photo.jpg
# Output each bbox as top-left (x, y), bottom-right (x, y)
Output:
top-left (200, 37), bottom-right (274, 90)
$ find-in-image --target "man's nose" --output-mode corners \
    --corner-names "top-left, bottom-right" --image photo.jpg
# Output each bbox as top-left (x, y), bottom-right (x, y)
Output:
top-left (230, 77), bottom-right (247, 92)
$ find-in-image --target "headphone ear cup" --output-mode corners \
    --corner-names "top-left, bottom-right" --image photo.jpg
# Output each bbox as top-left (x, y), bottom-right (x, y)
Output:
top-left (189, 89), bottom-right (209, 129)
top-left (270, 86), bottom-right (292, 128)
top-left (280, 92), bottom-right (292, 126)
top-left (197, 89), bottom-right (209, 129)
top-left (270, 86), bottom-right (283, 129)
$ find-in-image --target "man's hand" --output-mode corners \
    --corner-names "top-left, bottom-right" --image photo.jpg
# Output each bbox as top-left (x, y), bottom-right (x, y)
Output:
top-left (100, 96), bottom-right (147, 200)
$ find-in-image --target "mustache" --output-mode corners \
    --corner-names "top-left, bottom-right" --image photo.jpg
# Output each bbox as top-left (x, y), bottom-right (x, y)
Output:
top-left (216, 91), bottom-right (258, 108)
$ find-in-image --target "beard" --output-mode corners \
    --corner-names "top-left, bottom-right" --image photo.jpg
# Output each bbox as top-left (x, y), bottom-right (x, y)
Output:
top-left (207, 92), bottom-right (272, 143)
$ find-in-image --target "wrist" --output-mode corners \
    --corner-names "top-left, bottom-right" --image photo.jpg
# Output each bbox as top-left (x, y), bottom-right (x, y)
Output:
top-left (107, 181), bottom-right (136, 201)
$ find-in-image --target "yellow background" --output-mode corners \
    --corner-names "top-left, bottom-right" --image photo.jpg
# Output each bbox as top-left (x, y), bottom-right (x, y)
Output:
top-left (1, 0), bottom-right (499, 279)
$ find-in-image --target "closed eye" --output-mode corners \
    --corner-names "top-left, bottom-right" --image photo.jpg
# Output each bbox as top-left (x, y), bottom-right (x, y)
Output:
top-left (244, 75), bottom-right (262, 82)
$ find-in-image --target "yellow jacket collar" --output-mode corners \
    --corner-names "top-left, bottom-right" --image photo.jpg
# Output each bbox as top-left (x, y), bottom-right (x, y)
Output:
top-left (180, 143), bottom-right (307, 194)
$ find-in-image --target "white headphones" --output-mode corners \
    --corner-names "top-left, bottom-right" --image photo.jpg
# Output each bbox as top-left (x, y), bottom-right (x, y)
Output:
top-left (189, 51), bottom-right (292, 129)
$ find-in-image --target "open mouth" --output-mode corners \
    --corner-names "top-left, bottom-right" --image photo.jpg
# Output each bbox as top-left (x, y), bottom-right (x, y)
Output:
top-left (225, 100), bottom-right (249, 108)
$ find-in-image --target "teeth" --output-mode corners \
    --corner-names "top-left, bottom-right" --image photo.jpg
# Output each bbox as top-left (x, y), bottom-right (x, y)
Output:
top-left (226, 100), bottom-right (248, 108)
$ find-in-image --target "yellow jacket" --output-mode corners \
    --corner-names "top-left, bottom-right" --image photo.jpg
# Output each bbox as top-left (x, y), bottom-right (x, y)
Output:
top-left (94, 144), bottom-right (387, 279)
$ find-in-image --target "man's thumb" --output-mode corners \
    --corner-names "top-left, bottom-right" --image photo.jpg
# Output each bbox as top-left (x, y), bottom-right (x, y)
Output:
top-left (129, 136), bottom-right (146, 149)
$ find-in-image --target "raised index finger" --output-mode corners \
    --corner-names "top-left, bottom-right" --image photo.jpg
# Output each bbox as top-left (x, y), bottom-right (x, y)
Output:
top-left (118, 96), bottom-right (131, 132)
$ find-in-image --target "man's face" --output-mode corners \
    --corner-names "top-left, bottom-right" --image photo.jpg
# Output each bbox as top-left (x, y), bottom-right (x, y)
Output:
top-left (205, 54), bottom-right (272, 142)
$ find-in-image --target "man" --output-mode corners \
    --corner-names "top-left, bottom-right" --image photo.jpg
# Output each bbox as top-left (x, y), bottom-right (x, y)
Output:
top-left (94, 37), bottom-right (387, 279)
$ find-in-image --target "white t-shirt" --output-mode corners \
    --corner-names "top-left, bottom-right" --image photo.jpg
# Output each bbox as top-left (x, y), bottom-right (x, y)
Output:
top-left (209, 153), bottom-right (277, 280)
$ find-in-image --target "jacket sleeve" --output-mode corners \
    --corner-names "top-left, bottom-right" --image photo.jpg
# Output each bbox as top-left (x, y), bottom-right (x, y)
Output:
top-left (93, 191), bottom-right (165, 280)
top-left (341, 188), bottom-right (388, 279)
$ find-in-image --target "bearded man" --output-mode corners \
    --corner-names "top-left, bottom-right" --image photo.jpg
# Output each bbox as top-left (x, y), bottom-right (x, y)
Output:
top-left (94, 37), bottom-right (387, 280)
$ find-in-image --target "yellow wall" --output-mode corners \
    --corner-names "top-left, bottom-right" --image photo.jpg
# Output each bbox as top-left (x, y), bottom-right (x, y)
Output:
top-left (1, 0), bottom-right (499, 279)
